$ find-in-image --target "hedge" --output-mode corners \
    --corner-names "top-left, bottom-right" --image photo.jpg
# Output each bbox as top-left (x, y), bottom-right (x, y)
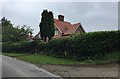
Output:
top-left (72, 31), bottom-right (119, 60)
top-left (46, 37), bottom-right (73, 58)
top-left (2, 30), bottom-right (120, 60)
top-left (2, 41), bottom-right (38, 53)
top-left (37, 41), bottom-right (46, 53)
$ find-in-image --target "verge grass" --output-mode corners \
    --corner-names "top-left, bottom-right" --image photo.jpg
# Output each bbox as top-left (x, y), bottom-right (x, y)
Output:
top-left (2, 52), bottom-right (119, 65)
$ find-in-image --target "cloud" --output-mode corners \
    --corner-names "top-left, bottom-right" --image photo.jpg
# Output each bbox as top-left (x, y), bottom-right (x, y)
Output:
top-left (1, 0), bottom-right (119, 2)
top-left (2, 2), bottom-right (118, 35)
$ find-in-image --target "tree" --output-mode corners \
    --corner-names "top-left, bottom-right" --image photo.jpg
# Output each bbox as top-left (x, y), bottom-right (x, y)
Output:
top-left (19, 25), bottom-right (33, 41)
top-left (39, 10), bottom-right (54, 42)
top-left (39, 10), bottom-right (48, 41)
top-left (1, 17), bottom-right (33, 42)
top-left (48, 11), bottom-right (55, 41)
top-left (2, 17), bottom-right (16, 42)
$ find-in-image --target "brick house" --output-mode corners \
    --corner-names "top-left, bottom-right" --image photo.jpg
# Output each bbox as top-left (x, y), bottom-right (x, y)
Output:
top-left (32, 15), bottom-right (85, 40)
top-left (53, 15), bottom-right (85, 38)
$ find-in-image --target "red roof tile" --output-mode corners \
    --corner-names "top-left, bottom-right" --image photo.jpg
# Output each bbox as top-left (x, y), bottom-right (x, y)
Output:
top-left (54, 19), bottom-right (81, 35)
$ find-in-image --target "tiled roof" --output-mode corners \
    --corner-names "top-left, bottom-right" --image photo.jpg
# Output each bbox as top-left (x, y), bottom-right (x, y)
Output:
top-left (54, 19), bottom-right (81, 35)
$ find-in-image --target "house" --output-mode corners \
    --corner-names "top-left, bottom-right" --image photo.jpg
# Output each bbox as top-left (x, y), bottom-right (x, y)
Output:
top-left (53, 15), bottom-right (85, 38)
top-left (32, 14), bottom-right (85, 40)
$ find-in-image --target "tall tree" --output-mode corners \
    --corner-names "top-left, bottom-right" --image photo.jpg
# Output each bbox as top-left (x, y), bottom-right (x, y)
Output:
top-left (48, 11), bottom-right (55, 41)
top-left (39, 10), bottom-right (54, 42)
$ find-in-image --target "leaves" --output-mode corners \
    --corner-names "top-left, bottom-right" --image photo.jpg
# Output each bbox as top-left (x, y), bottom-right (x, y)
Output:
top-left (39, 10), bottom-right (54, 41)
top-left (1, 17), bottom-right (33, 42)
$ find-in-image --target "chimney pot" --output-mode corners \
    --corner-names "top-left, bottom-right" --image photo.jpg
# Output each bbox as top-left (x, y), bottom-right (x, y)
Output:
top-left (58, 15), bottom-right (64, 21)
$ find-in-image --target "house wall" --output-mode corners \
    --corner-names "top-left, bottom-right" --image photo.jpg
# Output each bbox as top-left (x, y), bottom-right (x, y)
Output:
top-left (74, 26), bottom-right (85, 34)
top-left (54, 25), bottom-right (85, 38)
top-left (54, 27), bottom-right (62, 37)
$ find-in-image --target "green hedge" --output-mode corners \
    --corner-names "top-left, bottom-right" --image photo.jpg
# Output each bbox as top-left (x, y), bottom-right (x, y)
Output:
top-left (2, 42), bottom-right (12, 52)
top-left (46, 37), bottom-right (73, 58)
top-left (2, 41), bottom-right (38, 53)
top-left (20, 41), bottom-right (38, 53)
top-left (72, 31), bottom-right (119, 60)
top-left (37, 41), bottom-right (46, 53)
top-left (2, 31), bottom-right (120, 60)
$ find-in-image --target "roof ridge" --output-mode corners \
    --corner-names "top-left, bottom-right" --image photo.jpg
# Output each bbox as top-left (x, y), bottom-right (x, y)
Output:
top-left (54, 19), bottom-right (71, 24)
top-left (72, 22), bottom-right (80, 25)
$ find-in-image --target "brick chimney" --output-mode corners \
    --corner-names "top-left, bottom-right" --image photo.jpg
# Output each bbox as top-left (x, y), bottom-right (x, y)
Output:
top-left (58, 15), bottom-right (64, 21)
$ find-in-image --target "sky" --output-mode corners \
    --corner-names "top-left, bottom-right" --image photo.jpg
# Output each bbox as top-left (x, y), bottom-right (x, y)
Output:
top-left (0, 0), bottom-right (119, 35)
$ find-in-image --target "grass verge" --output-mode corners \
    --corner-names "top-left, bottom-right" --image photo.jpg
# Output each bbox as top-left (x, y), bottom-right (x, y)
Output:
top-left (2, 52), bottom-right (119, 65)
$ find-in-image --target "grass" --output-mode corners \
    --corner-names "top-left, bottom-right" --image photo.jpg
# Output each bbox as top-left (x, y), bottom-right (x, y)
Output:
top-left (94, 52), bottom-right (119, 64)
top-left (2, 52), bottom-right (82, 65)
top-left (2, 52), bottom-right (119, 65)
top-left (18, 55), bottom-right (81, 64)
top-left (2, 52), bottom-right (24, 57)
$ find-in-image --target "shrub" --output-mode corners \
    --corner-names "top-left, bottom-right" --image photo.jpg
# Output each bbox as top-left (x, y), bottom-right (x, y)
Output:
top-left (20, 41), bottom-right (38, 53)
top-left (72, 31), bottom-right (120, 60)
top-left (10, 43), bottom-right (21, 52)
top-left (2, 42), bottom-right (12, 52)
top-left (46, 37), bottom-right (73, 58)
top-left (3, 31), bottom-right (119, 61)
top-left (2, 42), bottom-right (21, 52)
top-left (37, 41), bottom-right (46, 54)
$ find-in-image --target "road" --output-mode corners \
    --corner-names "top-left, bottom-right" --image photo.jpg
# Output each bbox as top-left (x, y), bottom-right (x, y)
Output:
top-left (2, 55), bottom-right (60, 78)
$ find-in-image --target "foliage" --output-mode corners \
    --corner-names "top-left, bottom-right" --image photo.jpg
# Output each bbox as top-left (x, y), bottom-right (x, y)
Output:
top-left (39, 10), bottom-right (54, 42)
top-left (1, 17), bottom-right (33, 42)
top-left (46, 37), bottom-right (73, 58)
top-left (72, 31), bottom-right (119, 60)
top-left (2, 42), bottom-right (12, 52)
top-left (18, 25), bottom-right (33, 41)
top-left (47, 11), bottom-right (55, 41)
top-left (3, 30), bottom-right (119, 61)
top-left (37, 41), bottom-right (46, 53)
top-left (20, 41), bottom-right (38, 53)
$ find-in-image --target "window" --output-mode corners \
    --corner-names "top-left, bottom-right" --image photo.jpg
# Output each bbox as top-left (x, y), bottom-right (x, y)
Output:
top-left (55, 29), bottom-right (59, 35)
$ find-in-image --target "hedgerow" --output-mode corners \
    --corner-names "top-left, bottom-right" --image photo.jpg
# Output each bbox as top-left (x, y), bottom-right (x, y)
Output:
top-left (2, 30), bottom-right (119, 60)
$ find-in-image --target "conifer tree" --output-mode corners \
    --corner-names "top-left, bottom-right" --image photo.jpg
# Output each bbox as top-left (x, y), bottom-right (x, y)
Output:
top-left (39, 10), bottom-right (54, 42)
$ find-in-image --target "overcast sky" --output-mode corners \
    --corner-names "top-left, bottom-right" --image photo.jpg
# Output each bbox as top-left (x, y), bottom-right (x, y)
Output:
top-left (0, 0), bottom-right (118, 35)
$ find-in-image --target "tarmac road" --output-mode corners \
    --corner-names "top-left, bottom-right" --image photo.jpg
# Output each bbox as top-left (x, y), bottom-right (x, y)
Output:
top-left (2, 55), bottom-right (60, 78)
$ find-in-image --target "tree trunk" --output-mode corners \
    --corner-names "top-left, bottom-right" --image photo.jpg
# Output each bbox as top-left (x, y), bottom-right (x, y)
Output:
top-left (41, 37), bottom-right (44, 40)
top-left (44, 36), bottom-right (47, 42)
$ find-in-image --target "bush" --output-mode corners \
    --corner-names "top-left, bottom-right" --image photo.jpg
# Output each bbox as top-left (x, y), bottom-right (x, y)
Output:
top-left (2, 42), bottom-right (12, 52)
top-left (2, 41), bottom-right (38, 53)
top-left (46, 37), bottom-right (73, 58)
top-left (72, 31), bottom-right (120, 60)
top-left (2, 31), bottom-right (119, 61)
top-left (20, 41), bottom-right (38, 53)
top-left (37, 41), bottom-right (46, 54)
top-left (10, 43), bottom-right (21, 52)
